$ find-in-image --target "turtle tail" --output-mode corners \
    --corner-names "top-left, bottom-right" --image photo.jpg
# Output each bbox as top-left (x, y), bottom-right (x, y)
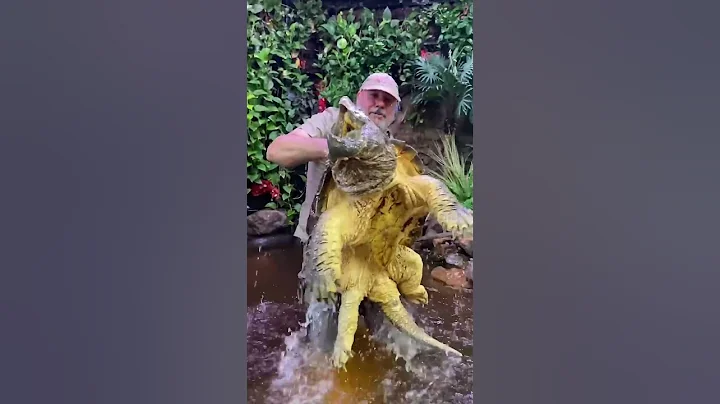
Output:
top-left (380, 299), bottom-right (462, 357)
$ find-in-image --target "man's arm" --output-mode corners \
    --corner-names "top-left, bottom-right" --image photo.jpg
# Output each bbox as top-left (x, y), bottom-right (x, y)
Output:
top-left (266, 128), bottom-right (329, 169)
top-left (266, 109), bottom-right (336, 168)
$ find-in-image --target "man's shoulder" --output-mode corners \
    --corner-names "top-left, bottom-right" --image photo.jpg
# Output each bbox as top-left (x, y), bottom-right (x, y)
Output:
top-left (317, 107), bottom-right (339, 120)
top-left (305, 107), bottom-right (339, 121)
top-left (300, 107), bottom-right (339, 137)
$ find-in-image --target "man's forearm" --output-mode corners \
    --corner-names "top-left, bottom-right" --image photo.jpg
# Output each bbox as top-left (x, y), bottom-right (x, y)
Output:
top-left (266, 134), bottom-right (329, 168)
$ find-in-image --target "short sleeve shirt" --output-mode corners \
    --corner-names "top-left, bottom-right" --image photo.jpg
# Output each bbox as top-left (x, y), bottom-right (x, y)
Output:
top-left (293, 107), bottom-right (339, 243)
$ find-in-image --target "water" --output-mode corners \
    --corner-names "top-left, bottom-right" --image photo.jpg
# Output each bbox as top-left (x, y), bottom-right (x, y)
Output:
top-left (247, 242), bottom-right (474, 403)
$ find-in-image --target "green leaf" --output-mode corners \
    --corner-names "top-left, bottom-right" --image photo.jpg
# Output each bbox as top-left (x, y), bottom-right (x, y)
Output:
top-left (321, 23), bottom-right (336, 37)
top-left (382, 7), bottom-right (392, 22)
top-left (248, 4), bottom-right (263, 14)
top-left (282, 184), bottom-right (293, 193)
top-left (255, 48), bottom-right (271, 63)
top-left (254, 104), bottom-right (280, 112)
top-left (263, 77), bottom-right (274, 91)
top-left (337, 37), bottom-right (348, 49)
top-left (265, 202), bottom-right (278, 209)
top-left (251, 88), bottom-right (269, 97)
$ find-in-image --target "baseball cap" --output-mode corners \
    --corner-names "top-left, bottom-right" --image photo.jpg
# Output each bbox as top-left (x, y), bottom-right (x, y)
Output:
top-left (359, 73), bottom-right (401, 103)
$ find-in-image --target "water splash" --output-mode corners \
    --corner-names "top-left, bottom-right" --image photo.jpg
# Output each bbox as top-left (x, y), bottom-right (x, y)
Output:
top-left (248, 292), bottom-right (473, 404)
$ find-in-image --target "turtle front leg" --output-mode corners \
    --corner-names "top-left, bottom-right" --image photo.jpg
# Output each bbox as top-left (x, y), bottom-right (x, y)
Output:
top-left (408, 175), bottom-right (473, 239)
top-left (387, 245), bottom-right (428, 306)
top-left (331, 288), bottom-right (364, 369)
top-left (305, 207), bottom-right (358, 302)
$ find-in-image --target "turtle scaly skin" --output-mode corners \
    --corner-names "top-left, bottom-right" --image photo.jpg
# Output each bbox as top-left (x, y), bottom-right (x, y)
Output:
top-left (299, 96), bottom-right (473, 369)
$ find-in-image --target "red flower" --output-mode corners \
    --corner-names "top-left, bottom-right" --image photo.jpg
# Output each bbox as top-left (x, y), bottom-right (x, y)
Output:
top-left (420, 49), bottom-right (428, 59)
top-left (250, 179), bottom-right (277, 197)
top-left (318, 98), bottom-right (327, 112)
top-left (250, 183), bottom-right (265, 197)
top-left (270, 187), bottom-right (281, 200)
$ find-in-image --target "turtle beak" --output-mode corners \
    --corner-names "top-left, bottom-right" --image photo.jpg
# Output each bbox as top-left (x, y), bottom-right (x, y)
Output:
top-left (335, 97), bottom-right (360, 137)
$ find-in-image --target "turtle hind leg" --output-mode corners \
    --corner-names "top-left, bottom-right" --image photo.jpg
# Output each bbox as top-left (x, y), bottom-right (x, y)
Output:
top-left (330, 247), bottom-right (374, 370)
top-left (331, 288), bottom-right (364, 369)
top-left (408, 175), bottom-right (473, 239)
top-left (387, 245), bottom-right (428, 305)
top-left (368, 276), bottom-right (462, 357)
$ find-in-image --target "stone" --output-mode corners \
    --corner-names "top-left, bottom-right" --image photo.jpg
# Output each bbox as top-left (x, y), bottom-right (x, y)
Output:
top-left (445, 252), bottom-right (467, 268)
top-left (458, 237), bottom-right (473, 257)
top-left (432, 238), bottom-right (457, 258)
top-left (247, 209), bottom-right (288, 236)
top-left (430, 266), bottom-right (470, 289)
top-left (465, 259), bottom-right (473, 283)
top-left (424, 216), bottom-right (444, 235)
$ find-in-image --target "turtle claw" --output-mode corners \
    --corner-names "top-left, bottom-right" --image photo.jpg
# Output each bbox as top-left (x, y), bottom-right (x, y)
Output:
top-left (403, 286), bottom-right (429, 306)
top-left (306, 275), bottom-right (339, 305)
top-left (331, 345), bottom-right (353, 369)
top-left (397, 183), bottom-right (422, 208)
top-left (439, 206), bottom-right (473, 240)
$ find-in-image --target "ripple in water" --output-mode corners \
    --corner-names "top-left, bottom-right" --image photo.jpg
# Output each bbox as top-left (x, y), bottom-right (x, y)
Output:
top-left (247, 293), bottom-right (473, 404)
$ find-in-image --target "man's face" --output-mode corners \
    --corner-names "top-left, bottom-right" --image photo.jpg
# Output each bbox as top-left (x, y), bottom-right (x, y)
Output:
top-left (357, 89), bottom-right (397, 129)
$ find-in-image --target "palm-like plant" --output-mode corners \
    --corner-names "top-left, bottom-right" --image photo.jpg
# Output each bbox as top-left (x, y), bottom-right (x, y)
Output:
top-left (426, 134), bottom-right (473, 210)
top-left (411, 48), bottom-right (473, 135)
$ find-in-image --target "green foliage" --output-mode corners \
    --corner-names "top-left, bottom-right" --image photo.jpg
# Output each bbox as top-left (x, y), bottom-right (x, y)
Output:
top-left (429, 1), bottom-right (473, 58)
top-left (245, 0), bottom-right (475, 222)
top-left (411, 48), bottom-right (473, 134)
top-left (315, 7), bottom-right (426, 106)
top-left (246, 0), bottom-right (324, 224)
top-left (426, 134), bottom-right (473, 210)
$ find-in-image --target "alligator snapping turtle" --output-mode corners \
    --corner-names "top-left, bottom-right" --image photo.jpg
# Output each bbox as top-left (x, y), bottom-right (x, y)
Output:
top-left (299, 96), bottom-right (473, 369)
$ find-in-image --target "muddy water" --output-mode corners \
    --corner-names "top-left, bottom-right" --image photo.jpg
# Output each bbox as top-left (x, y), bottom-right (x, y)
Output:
top-left (247, 241), bottom-right (474, 403)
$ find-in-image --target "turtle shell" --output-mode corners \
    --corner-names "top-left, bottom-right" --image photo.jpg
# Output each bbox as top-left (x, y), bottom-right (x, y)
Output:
top-left (306, 139), bottom-right (425, 235)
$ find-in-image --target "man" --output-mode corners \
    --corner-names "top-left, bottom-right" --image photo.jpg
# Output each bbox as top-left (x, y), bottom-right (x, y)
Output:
top-left (266, 73), bottom-right (401, 243)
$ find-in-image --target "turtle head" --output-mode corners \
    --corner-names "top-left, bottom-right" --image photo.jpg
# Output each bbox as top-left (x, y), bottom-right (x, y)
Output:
top-left (329, 96), bottom-right (393, 161)
top-left (337, 96), bottom-right (374, 136)
top-left (327, 96), bottom-right (398, 195)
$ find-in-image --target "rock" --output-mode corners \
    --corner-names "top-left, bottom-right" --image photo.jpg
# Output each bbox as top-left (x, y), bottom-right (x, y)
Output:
top-left (430, 266), bottom-right (470, 289)
top-left (423, 217), bottom-right (444, 236)
top-left (432, 238), bottom-right (456, 256)
top-left (465, 259), bottom-right (473, 283)
top-left (247, 209), bottom-right (288, 236)
top-left (445, 252), bottom-right (468, 268)
top-left (458, 237), bottom-right (473, 257)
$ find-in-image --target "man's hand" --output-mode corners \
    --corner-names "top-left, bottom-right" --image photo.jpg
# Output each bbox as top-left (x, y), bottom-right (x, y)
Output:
top-left (327, 129), bottom-right (367, 160)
